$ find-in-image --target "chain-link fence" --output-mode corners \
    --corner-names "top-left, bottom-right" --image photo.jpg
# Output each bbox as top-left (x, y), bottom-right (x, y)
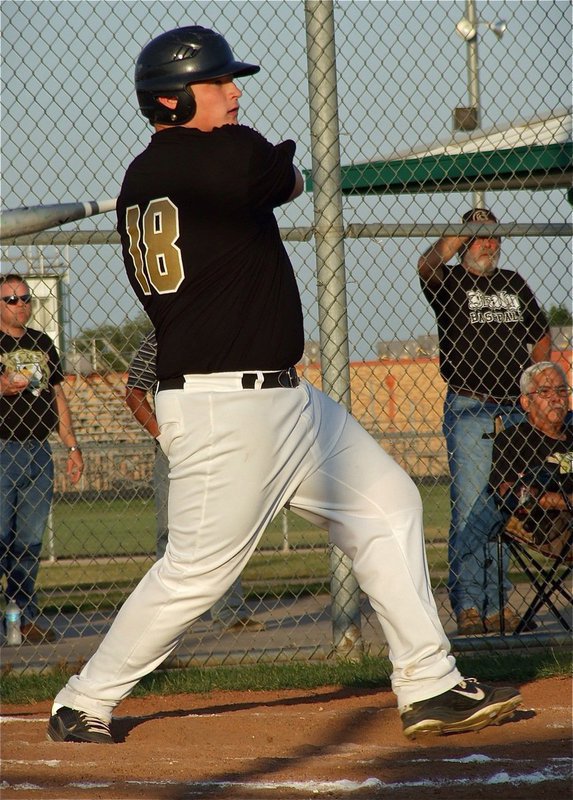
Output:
top-left (1, 0), bottom-right (571, 673)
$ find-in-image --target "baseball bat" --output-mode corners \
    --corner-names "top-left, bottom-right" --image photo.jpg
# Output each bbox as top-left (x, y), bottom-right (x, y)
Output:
top-left (0, 198), bottom-right (117, 240)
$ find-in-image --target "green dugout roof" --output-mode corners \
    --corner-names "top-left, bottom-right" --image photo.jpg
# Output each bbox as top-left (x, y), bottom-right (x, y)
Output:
top-left (305, 112), bottom-right (572, 196)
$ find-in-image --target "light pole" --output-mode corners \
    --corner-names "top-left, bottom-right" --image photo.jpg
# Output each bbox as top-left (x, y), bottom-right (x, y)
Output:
top-left (454, 0), bottom-right (506, 208)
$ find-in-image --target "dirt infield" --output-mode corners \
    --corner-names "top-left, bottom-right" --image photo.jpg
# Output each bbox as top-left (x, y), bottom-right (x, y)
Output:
top-left (1, 676), bottom-right (571, 799)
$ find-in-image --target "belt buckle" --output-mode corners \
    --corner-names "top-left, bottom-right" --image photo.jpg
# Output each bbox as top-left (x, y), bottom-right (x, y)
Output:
top-left (277, 367), bottom-right (298, 388)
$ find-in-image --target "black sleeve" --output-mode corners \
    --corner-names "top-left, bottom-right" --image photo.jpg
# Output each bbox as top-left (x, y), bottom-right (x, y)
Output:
top-left (43, 335), bottom-right (64, 387)
top-left (514, 275), bottom-right (549, 344)
top-left (419, 264), bottom-right (455, 309)
top-left (244, 128), bottom-right (297, 210)
top-left (490, 431), bottom-right (518, 490)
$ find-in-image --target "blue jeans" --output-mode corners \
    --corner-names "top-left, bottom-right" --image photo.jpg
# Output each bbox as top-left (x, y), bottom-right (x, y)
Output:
top-left (443, 392), bottom-right (524, 616)
top-left (456, 487), bottom-right (512, 617)
top-left (153, 446), bottom-right (248, 626)
top-left (0, 439), bottom-right (54, 623)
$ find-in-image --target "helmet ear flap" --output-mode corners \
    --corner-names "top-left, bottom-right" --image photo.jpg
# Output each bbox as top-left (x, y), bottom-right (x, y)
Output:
top-left (164, 86), bottom-right (196, 124)
top-left (140, 86), bottom-right (196, 125)
top-left (182, 85), bottom-right (196, 122)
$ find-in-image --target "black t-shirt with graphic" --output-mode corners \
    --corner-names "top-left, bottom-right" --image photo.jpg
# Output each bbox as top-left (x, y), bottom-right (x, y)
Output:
top-left (490, 422), bottom-right (573, 492)
top-left (0, 327), bottom-right (63, 441)
top-left (421, 264), bottom-right (548, 400)
top-left (490, 422), bottom-right (573, 537)
top-left (117, 125), bottom-right (303, 380)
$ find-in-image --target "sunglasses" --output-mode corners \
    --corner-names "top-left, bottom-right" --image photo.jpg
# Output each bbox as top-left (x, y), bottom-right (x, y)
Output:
top-left (1, 294), bottom-right (32, 305)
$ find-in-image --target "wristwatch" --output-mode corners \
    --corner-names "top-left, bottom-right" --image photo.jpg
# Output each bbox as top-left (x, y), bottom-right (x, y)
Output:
top-left (68, 445), bottom-right (81, 454)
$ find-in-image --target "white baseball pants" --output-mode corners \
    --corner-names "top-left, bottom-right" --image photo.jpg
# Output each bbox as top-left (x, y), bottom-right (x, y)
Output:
top-left (55, 377), bottom-right (461, 720)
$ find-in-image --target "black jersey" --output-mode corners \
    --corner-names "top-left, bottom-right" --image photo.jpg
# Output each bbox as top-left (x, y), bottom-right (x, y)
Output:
top-left (117, 125), bottom-right (304, 379)
top-left (421, 264), bottom-right (548, 400)
top-left (0, 327), bottom-right (63, 441)
top-left (490, 422), bottom-right (573, 491)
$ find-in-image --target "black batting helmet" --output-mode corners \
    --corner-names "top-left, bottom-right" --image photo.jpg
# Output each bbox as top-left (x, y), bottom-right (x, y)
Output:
top-left (135, 26), bottom-right (260, 125)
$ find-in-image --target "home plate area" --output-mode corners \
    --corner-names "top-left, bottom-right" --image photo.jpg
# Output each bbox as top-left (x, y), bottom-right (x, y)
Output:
top-left (1, 677), bottom-right (570, 799)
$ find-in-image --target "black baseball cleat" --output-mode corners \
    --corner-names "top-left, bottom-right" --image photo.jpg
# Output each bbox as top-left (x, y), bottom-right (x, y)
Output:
top-left (400, 678), bottom-right (522, 739)
top-left (47, 706), bottom-right (113, 744)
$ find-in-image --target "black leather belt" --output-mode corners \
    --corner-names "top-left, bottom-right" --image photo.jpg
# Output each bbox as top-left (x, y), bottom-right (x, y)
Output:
top-left (158, 367), bottom-right (299, 392)
top-left (453, 388), bottom-right (517, 405)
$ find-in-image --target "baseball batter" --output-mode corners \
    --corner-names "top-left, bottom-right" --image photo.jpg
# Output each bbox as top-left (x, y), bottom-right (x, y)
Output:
top-left (48, 26), bottom-right (521, 744)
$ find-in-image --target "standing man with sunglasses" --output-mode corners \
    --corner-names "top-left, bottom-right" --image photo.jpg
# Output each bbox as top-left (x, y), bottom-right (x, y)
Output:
top-left (0, 273), bottom-right (83, 642)
top-left (418, 209), bottom-right (552, 635)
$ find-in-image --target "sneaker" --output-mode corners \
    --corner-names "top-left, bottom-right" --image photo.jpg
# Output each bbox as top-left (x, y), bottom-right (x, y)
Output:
top-left (400, 678), bottom-right (521, 739)
top-left (456, 608), bottom-right (484, 636)
top-left (47, 706), bottom-right (113, 744)
top-left (21, 622), bottom-right (56, 643)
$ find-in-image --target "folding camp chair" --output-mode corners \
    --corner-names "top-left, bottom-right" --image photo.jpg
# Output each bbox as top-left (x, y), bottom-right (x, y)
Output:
top-left (496, 465), bottom-right (572, 635)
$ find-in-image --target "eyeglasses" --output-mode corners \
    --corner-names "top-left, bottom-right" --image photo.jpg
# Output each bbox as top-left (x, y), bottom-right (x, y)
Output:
top-left (1, 294), bottom-right (32, 305)
top-left (527, 387), bottom-right (571, 399)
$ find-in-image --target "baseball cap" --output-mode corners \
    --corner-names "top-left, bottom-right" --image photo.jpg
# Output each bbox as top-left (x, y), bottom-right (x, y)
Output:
top-left (461, 208), bottom-right (498, 224)
top-left (459, 208), bottom-right (501, 264)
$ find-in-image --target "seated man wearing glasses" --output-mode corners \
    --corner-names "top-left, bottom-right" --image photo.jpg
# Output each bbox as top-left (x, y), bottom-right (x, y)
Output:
top-left (0, 273), bottom-right (84, 643)
top-left (456, 361), bottom-right (572, 634)
top-left (492, 362), bottom-right (572, 544)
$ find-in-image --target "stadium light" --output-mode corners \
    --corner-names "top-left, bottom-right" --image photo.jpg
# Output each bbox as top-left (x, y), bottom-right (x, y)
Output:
top-left (453, 1), bottom-right (508, 207)
top-left (455, 17), bottom-right (507, 42)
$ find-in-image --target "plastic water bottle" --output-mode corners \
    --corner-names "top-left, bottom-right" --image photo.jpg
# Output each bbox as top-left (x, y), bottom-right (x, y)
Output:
top-left (5, 600), bottom-right (22, 646)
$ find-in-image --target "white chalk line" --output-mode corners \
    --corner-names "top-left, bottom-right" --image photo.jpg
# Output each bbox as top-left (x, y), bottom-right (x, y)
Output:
top-left (2, 758), bottom-right (571, 796)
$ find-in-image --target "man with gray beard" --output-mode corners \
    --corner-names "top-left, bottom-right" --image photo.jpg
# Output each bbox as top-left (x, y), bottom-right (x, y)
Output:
top-left (418, 208), bottom-right (551, 635)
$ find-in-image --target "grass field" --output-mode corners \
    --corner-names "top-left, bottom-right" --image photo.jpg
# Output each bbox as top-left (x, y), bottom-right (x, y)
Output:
top-left (1, 650), bottom-right (570, 705)
top-left (44, 482), bottom-right (452, 559)
top-left (34, 483), bottom-right (452, 610)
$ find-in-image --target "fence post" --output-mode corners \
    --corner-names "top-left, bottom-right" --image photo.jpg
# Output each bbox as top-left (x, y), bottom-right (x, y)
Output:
top-left (304, 0), bottom-right (363, 659)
